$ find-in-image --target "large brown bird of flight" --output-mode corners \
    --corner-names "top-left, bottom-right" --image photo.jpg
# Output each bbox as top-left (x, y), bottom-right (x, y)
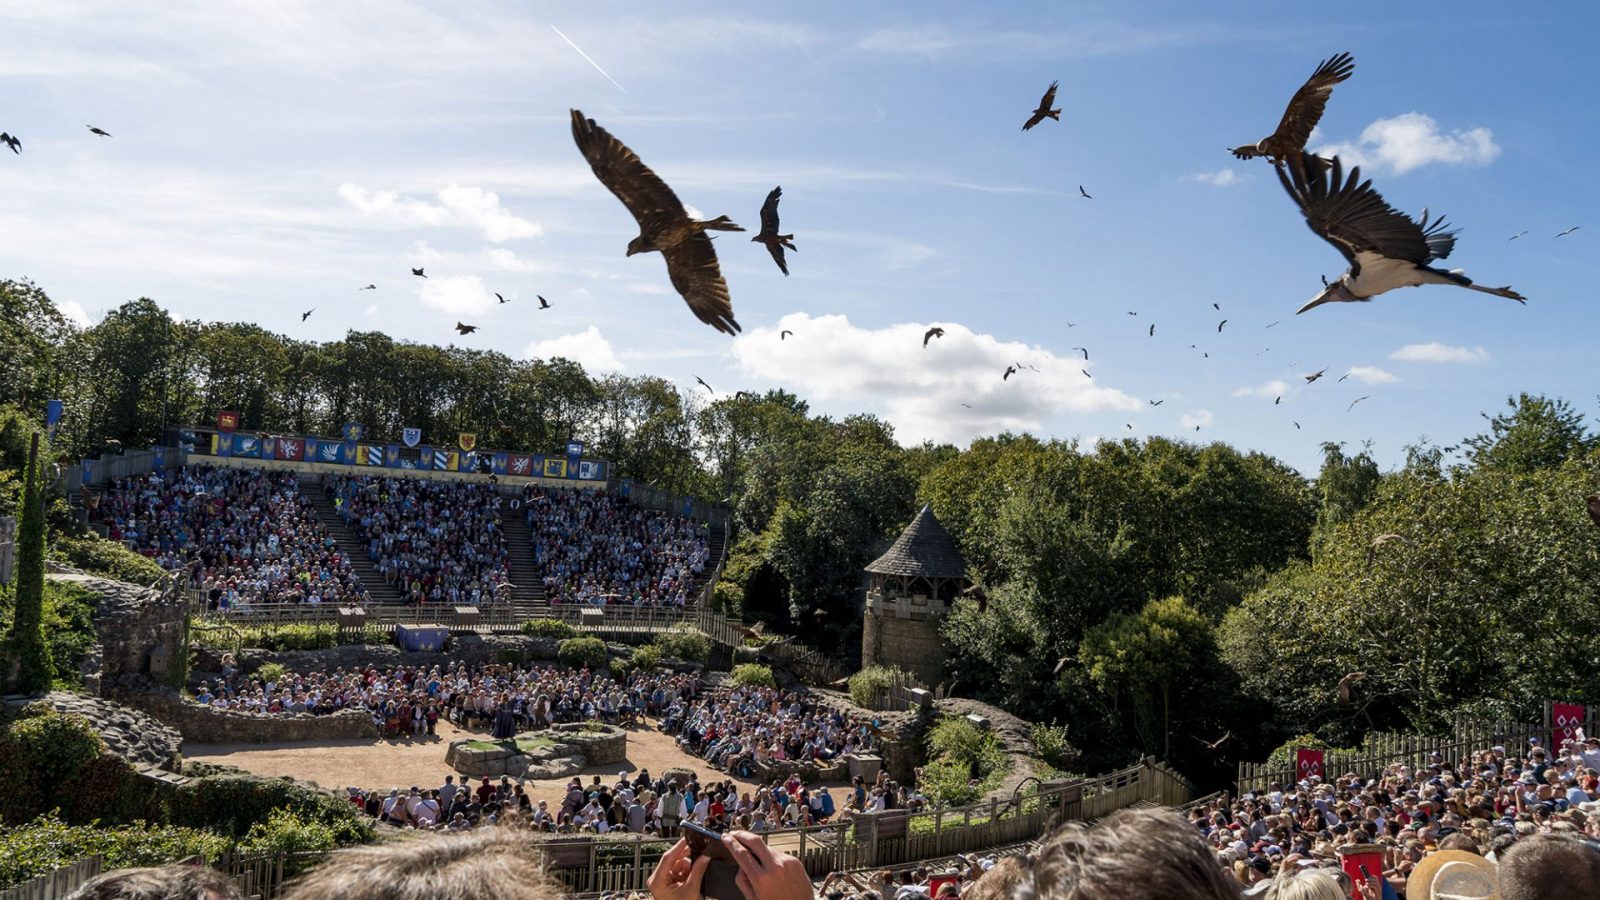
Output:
top-left (752, 186), bottom-right (796, 275)
top-left (1022, 81), bottom-right (1061, 131)
top-left (1230, 52), bottom-right (1354, 164)
top-left (570, 109), bottom-right (743, 334)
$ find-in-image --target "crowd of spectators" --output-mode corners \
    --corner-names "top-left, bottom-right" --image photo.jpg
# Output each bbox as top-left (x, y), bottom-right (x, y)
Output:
top-left (1190, 732), bottom-right (1600, 896)
top-left (326, 474), bottom-right (510, 606)
top-left (521, 485), bottom-right (709, 608)
top-left (661, 684), bottom-right (881, 781)
top-left (97, 464), bottom-right (365, 607)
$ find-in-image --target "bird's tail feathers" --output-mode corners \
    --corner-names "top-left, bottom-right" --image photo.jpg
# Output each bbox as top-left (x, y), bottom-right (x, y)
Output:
top-left (699, 215), bottom-right (745, 232)
top-left (780, 235), bottom-right (796, 250)
top-left (1047, 109), bottom-right (1061, 120)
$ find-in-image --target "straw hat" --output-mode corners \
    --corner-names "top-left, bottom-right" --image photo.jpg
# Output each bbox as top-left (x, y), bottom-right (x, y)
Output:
top-left (1408, 849), bottom-right (1498, 900)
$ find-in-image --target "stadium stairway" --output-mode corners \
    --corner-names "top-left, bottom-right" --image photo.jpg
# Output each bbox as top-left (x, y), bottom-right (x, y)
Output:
top-left (298, 476), bottom-right (402, 604)
top-left (498, 509), bottom-right (548, 616)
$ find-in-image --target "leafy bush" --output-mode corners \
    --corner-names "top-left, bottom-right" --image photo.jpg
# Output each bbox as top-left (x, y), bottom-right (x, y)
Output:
top-left (557, 637), bottom-right (609, 670)
top-left (0, 580), bottom-right (101, 688)
top-left (0, 705), bottom-right (159, 826)
top-left (1263, 734), bottom-right (1349, 774)
top-left (191, 621), bottom-right (388, 652)
top-left (652, 624), bottom-right (710, 663)
top-left (921, 716), bottom-right (1010, 806)
top-left (170, 773), bottom-right (374, 844)
top-left (521, 619), bottom-right (576, 639)
top-left (919, 757), bottom-right (983, 807)
top-left (49, 533), bottom-right (168, 585)
top-left (241, 807), bottom-right (340, 856)
top-left (255, 662), bottom-right (288, 685)
top-left (1029, 723), bottom-right (1077, 770)
top-left (629, 644), bottom-right (663, 671)
top-left (731, 663), bottom-right (776, 688)
top-left (0, 813), bottom-right (229, 890)
top-left (848, 665), bottom-right (903, 709)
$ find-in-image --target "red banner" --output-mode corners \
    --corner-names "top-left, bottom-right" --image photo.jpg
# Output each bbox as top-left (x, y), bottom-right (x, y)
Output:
top-left (508, 454), bottom-right (533, 476)
top-left (275, 437), bottom-right (304, 461)
top-left (1552, 701), bottom-right (1586, 746)
top-left (216, 410), bottom-right (240, 433)
top-left (1296, 748), bottom-right (1325, 782)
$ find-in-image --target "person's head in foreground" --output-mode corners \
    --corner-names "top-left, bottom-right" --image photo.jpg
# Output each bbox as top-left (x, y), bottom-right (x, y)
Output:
top-left (1024, 807), bottom-right (1242, 900)
top-left (278, 828), bottom-right (562, 900)
top-left (1262, 869), bottom-right (1347, 900)
top-left (63, 865), bottom-right (244, 900)
top-left (1497, 834), bottom-right (1600, 900)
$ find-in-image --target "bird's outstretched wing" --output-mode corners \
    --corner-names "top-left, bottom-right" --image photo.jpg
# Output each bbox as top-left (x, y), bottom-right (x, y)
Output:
top-left (764, 241), bottom-right (789, 276)
top-left (1278, 152), bottom-right (1434, 269)
top-left (571, 109), bottom-right (688, 234)
top-left (1269, 52), bottom-right (1354, 154)
top-left (1039, 80), bottom-right (1059, 110)
top-left (661, 234), bottom-right (739, 334)
top-left (1022, 81), bottom-right (1059, 131)
top-left (759, 187), bottom-right (782, 235)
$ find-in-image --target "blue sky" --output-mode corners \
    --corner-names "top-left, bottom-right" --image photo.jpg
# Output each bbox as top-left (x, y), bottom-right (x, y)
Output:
top-left (2, 1), bottom-right (1596, 473)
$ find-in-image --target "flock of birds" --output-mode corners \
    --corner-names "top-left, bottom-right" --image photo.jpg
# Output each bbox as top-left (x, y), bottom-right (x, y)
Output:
top-left (3, 55), bottom-right (1583, 436)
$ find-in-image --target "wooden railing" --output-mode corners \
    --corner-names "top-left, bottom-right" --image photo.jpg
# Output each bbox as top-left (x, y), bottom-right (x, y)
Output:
top-left (1236, 712), bottom-right (1600, 794)
top-left (206, 758), bottom-right (1189, 899)
top-left (1, 856), bottom-right (103, 900)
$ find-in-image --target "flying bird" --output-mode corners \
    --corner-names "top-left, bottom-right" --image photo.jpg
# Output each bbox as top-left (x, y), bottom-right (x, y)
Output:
top-left (301, 308), bottom-right (315, 322)
top-left (1336, 671), bottom-right (1367, 705)
top-left (1004, 365), bottom-right (1018, 381)
top-left (960, 403), bottom-right (973, 409)
top-left (1127, 311), bottom-right (1138, 316)
top-left (1557, 226), bottom-right (1581, 238)
top-left (1279, 152), bottom-right (1527, 313)
top-left (1587, 494), bottom-right (1600, 528)
top-left (359, 284), bottom-right (376, 290)
top-left (455, 322), bottom-right (478, 335)
top-left (733, 391), bottom-right (754, 401)
top-left (1508, 231), bottom-right (1528, 241)
top-left (1125, 424), bottom-right (1134, 430)
top-left (1148, 324), bottom-right (1155, 337)
top-left (1337, 373), bottom-right (1351, 382)
top-left (1212, 302), bottom-right (1221, 310)
top-left (1274, 396), bottom-right (1281, 405)
top-left (780, 330), bottom-right (793, 341)
top-left (1022, 81), bottom-right (1061, 131)
top-left (1078, 185), bottom-right (1092, 199)
top-left (1195, 732), bottom-right (1232, 751)
top-left (1072, 347), bottom-right (1088, 360)
top-left (1229, 52), bottom-right (1354, 164)
top-left (694, 376), bottom-right (714, 394)
top-left (537, 295), bottom-right (551, 309)
top-left (752, 186), bottom-right (796, 276)
top-left (1304, 368), bottom-right (1327, 383)
top-left (1293, 421), bottom-right (1301, 430)
top-left (1149, 399), bottom-right (1164, 406)
top-left (0, 132), bottom-right (19, 154)
top-left (412, 267), bottom-right (427, 278)
top-left (1347, 395), bottom-right (1370, 411)
top-left (496, 292), bottom-right (508, 304)
top-left (924, 326), bottom-right (945, 347)
top-left (87, 125), bottom-right (112, 137)
top-left (1266, 321), bottom-right (1280, 328)
top-left (571, 109), bottom-right (743, 334)
top-left (1081, 369), bottom-right (1092, 379)
top-left (1366, 533), bottom-right (1418, 568)
top-left (1217, 319), bottom-right (1228, 332)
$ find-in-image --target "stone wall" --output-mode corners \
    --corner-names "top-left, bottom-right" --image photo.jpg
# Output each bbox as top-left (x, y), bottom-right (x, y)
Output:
top-left (861, 605), bottom-right (947, 686)
top-left (750, 757), bottom-right (850, 785)
top-left (549, 721), bottom-right (628, 766)
top-left (445, 723), bottom-right (627, 778)
top-left (115, 688), bottom-right (377, 743)
top-left (55, 573), bottom-right (190, 694)
top-left (17, 690), bottom-right (184, 770)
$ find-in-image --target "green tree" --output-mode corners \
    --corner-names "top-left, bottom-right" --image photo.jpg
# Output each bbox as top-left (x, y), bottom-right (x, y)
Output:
top-left (5, 434), bottom-right (53, 693)
top-left (1314, 441), bottom-right (1381, 544)
top-left (1464, 393), bottom-right (1592, 473)
top-left (1080, 596), bottom-right (1214, 758)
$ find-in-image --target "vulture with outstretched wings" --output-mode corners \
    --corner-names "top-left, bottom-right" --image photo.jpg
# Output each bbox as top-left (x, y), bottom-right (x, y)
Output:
top-left (752, 186), bottom-right (796, 276)
top-left (1278, 152), bottom-right (1526, 313)
top-left (571, 109), bottom-right (743, 334)
top-left (1022, 81), bottom-right (1061, 131)
top-left (1230, 52), bottom-right (1354, 164)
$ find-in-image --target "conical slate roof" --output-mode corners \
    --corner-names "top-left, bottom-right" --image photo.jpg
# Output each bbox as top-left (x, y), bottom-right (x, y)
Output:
top-left (865, 504), bottom-right (967, 579)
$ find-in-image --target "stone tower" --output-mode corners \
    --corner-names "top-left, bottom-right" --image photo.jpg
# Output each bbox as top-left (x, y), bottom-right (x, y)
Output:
top-left (860, 504), bottom-right (968, 686)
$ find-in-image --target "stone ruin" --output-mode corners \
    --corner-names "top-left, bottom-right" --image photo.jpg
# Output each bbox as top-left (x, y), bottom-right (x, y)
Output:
top-left (445, 721), bottom-right (627, 780)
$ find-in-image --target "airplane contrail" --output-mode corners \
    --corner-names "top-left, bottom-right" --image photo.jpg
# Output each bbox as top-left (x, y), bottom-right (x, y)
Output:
top-left (550, 24), bottom-right (627, 94)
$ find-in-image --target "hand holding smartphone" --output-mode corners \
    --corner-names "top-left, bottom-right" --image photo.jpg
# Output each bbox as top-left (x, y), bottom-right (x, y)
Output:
top-left (682, 821), bottom-right (744, 900)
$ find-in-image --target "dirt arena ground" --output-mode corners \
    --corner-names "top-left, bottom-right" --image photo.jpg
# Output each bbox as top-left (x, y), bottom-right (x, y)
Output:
top-left (185, 718), bottom-right (800, 803)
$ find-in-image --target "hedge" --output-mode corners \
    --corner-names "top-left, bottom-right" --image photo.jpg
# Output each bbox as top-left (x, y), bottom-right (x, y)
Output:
top-left (652, 624), bottom-right (710, 663)
top-left (557, 637), bottom-right (609, 671)
top-left (49, 534), bottom-right (168, 585)
top-left (847, 665), bottom-right (903, 709)
top-left (629, 644), bottom-right (663, 672)
top-left (0, 813), bottom-right (230, 890)
top-left (521, 619), bottom-right (577, 639)
top-left (730, 663), bottom-right (776, 688)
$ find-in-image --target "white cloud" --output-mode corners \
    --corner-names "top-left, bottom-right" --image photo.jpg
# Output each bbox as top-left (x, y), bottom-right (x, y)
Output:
top-left (1179, 410), bottom-right (1213, 430)
top-left (1316, 113), bottom-right (1500, 175)
top-left (486, 247), bottom-right (543, 273)
top-left (1389, 343), bottom-right (1490, 364)
top-left (732, 313), bottom-right (1139, 445)
top-left (525, 326), bottom-right (623, 373)
top-left (1183, 168), bottom-right (1242, 187)
top-left (339, 183), bottom-right (540, 242)
top-left (363, 303), bottom-right (379, 317)
top-left (1344, 365), bottom-right (1399, 385)
top-left (1232, 379), bottom-right (1289, 399)
top-left (419, 274), bottom-right (498, 315)
top-left (57, 299), bottom-right (94, 327)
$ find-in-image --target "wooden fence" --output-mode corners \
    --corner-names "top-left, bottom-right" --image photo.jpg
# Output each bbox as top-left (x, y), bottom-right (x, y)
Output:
top-left (1, 857), bottom-right (103, 900)
top-left (200, 758), bottom-right (1190, 899)
top-left (1237, 710), bottom-right (1600, 794)
top-left (855, 667), bottom-right (946, 712)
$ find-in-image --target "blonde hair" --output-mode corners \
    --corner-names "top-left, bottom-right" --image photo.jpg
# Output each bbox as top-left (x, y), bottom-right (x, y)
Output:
top-left (1266, 869), bottom-right (1347, 900)
top-left (278, 829), bottom-right (562, 900)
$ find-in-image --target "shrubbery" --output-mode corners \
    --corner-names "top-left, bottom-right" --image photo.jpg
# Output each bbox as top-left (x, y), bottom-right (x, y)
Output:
top-left (255, 662), bottom-right (288, 685)
top-left (629, 644), bottom-right (663, 671)
top-left (49, 533), bottom-right (168, 585)
top-left (652, 624), bottom-right (710, 663)
top-left (730, 663), bottom-right (776, 688)
top-left (557, 637), bottom-right (609, 670)
top-left (190, 621), bottom-right (390, 652)
top-left (520, 619), bottom-right (577, 639)
top-left (169, 773), bottom-right (374, 844)
top-left (0, 813), bottom-right (230, 890)
top-left (847, 665), bottom-right (903, 709)
top-left (0, 580), bottom-right (101, 688)
top-left (1029, 723), bottom-right (1077, 770)
top-left (921, 716), bottom-right (1011, 807)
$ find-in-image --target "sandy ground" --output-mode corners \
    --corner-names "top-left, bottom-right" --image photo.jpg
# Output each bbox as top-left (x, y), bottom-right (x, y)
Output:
top-left (184, 718), bottom-right (778, 802)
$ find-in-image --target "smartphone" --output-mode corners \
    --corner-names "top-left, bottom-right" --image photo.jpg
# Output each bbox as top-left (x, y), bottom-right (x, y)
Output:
top-left (681, 821), bottom-right (742, 900)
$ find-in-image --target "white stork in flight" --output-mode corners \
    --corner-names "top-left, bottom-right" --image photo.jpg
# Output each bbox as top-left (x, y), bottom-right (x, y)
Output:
top-left (1278, 151), bottom-right (1526, 313)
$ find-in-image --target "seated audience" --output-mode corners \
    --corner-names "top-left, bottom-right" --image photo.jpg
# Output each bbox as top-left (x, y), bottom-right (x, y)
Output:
top-left (522, 485), bottom-right (708, 608)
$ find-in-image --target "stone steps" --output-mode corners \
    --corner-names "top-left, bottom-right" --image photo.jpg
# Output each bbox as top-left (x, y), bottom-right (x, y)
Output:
top-left (299, 477), bottom-right (402, 604)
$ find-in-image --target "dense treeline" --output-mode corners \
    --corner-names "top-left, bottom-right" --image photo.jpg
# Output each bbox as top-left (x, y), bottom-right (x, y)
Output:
top-left (5, 278), bottom-right (1599, 782)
